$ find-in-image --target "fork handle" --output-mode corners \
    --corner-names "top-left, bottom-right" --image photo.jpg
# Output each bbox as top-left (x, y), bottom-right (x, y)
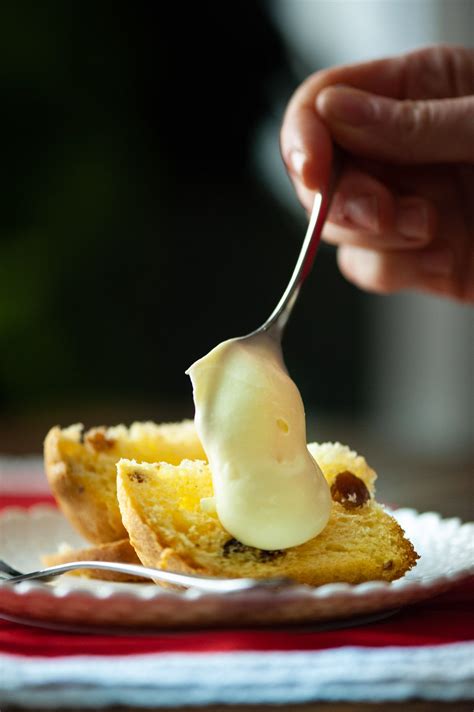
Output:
top-left (0, 560), bottom-right (291, 593)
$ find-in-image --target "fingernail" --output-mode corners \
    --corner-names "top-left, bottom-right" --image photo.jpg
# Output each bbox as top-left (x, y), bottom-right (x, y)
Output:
top-left (316, 87), bottom-right (376, 126)
top-left (397, 202), bottom-right (428, 241)
top-left (343, 195), bottom-right (379, 232)
top-left (287, 149), bottom-right (307, 180)
top-left (419, 248), bottom-right (453, 277)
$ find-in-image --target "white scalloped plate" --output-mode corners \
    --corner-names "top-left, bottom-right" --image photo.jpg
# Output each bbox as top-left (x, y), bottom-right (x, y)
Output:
top-left (0, 505), bottom-right (472, 630)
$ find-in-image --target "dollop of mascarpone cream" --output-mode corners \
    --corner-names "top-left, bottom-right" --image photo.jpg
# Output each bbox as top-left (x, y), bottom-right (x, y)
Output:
top-left (186, 334), bottom-right (331, 550)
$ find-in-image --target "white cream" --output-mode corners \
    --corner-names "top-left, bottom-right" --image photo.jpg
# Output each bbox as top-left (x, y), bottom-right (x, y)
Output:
top-left (186, 334), bottom-right (331, 550)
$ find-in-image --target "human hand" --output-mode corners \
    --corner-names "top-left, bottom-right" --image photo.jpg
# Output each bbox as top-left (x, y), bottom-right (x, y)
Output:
top-left (280, 45), bottom-right (474, 303)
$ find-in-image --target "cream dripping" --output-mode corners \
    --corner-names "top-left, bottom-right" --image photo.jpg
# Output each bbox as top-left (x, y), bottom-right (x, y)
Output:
top-left (186, 333), bottom-right (331, 550)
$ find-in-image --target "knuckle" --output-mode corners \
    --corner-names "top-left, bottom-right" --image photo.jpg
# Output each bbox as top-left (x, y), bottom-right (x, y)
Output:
top-left (396, 100), bottom-right (432, 141)
top-left (408, 45), bottom-right (470, 97)
top-left (392, 100), bottom-right (439, 161)
top-left (440, 44), bottom-right (474, 96)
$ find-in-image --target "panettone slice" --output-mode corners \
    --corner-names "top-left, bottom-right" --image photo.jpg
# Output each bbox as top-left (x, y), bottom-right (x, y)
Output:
top-left (44, 420), bottom-right (205, 544)
top-left (116, 443), bottom-right (418, 586)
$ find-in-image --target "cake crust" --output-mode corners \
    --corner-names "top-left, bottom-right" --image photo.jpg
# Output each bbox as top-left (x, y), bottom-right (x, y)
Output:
top-left (44, 422), bottom-right (418, 586)
top-left (116, 457), bottom-right (418, 587)
top-left (42, 539), bottom-right (145, 582)
top-left (44, 421), bottom-right (205, 544)
top-left (44, 426), bottom-right (128, 543)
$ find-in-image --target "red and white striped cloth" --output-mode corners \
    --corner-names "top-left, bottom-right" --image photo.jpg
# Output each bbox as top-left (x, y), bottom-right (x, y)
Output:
top-left (1, 489), bottom-right (473, 708)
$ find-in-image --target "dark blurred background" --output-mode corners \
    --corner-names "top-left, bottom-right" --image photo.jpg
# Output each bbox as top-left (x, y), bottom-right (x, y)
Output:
top-left (0, 1), bottom-right (364, 439)
top-left (0, 1), bottom-right (472, 518)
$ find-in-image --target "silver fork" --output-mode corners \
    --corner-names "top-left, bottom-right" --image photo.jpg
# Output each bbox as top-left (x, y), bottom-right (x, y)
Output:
top-left (0, 558), bottom-right (293, 592)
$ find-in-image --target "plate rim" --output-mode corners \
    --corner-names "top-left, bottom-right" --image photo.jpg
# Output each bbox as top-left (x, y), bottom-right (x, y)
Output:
top-left (1, 503), bottom-right (473, 604)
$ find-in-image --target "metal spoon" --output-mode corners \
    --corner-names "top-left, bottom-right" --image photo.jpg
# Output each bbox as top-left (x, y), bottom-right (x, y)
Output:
top-left (249, 156), bottom-right (340, 339)
top-left (1, 169), bottom-right (338, 594)
top-left (0, 558), bottom-right (292, 592)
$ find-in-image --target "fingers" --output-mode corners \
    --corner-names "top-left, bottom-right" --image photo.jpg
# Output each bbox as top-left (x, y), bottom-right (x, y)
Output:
top-left (281, 53), bottom-right (408, 192)
top-left (281, 103), bottom-right (333, 193)
top-left (286, 45), bottom-right (474, 106)
top-left (281, 46), bottom-right (474, 194)
top-left (316, 87), bottom-right (474, 164)
top-left (281, 45), bottom-right (474, 303)
top-left (337, 244), bottom-right (474, 303)
top-left (324, 169), bottom-right (437, 250)
top-left (295, 165), bottom-right (437, 250)
top-left (280, 47), bottom-right (439, 193)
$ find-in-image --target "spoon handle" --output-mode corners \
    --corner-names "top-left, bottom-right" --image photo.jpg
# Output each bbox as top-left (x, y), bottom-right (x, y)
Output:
top-left (260, 152), bottom-right (341, 336)
top-left (268, 191), bottom-right (325, 333)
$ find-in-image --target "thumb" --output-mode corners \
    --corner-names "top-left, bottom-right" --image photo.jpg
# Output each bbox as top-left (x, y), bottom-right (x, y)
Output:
top-left (316, 86), bottom-right (474, 163)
